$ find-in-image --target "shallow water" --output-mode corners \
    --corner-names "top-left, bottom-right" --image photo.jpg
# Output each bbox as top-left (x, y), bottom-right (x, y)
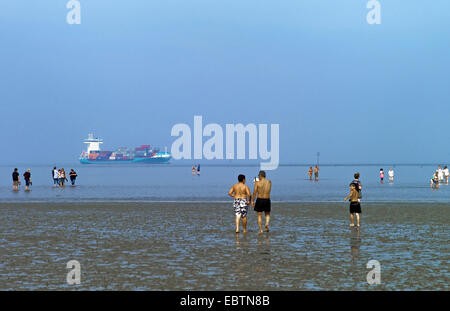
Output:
top-left (1, 164), bottom-right (450, 203)
top-left (0, 202), bottom-right (448, 290)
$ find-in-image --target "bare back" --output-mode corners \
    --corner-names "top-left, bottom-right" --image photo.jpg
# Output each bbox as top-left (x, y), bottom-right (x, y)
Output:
top-left (254, 178), bottom-right (271, 199)
top-left (229, 183), bottom-right (251, 200)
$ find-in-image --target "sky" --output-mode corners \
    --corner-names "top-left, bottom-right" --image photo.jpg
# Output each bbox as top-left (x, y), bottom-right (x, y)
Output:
top-left (0, 0), bottom-right (449, 165)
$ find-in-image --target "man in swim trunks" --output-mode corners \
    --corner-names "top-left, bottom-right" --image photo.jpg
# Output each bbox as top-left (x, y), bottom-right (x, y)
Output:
top-left (252, 170), bottom-right (272, 233)
top-left (344, 183), bottom-right (361, 227)
top-left (228, 174), bottom-right (251, 233)
top-left (314, 165), bottom-right (319, 181)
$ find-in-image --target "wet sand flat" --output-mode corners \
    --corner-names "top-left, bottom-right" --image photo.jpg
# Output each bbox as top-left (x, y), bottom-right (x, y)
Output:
top-left (0, 202), bottom-right (448, 290)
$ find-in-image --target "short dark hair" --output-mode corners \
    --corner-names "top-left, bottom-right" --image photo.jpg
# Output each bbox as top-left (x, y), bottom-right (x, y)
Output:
top-left (258, 170), bottom-right (266, 178)
top-left (238, 174), bottom-right (245, 182)
top-left (14, 168), bottom-right (18, 171)
top-left (354, 173), bottom-right (360, 179)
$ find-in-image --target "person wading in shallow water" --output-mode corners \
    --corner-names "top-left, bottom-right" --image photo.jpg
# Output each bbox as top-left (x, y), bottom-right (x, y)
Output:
top-left (12, 168), bottom-right (20, 191)
top-left (228, 174), bottom-right (251, 234)
top-left (252, 170), bottom-right (272, 234)
top-left (344, 183), bottom-right (361, 227)
top-left (308, 167), bottom-right (313, 181)
top-left (314, 165), bottom-right (319, 181)
top-left (69, 169), bottom-right (78, 186)
top-left (23, 169), bottom-right (32, 191)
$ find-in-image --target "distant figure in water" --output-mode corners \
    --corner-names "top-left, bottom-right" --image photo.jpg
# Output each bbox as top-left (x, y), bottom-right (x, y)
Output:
top-left (437, 165), bottom-right (444, 183)
top-left (52, 166), bottom-right (59, 187)
top-left (23, 169), bottom-right (32, 191)
top-left (308, 167), bottom-right (313, 180)
top-left (380, 168), bottom-right (384, 184)
top-left (431, 171), bottom-right (439, 189)
top-left (344, 183), bottom-right (361, 227)
top-left (351, 173), bottom-right (362, 202)
top-left (59, 168), bottom-right (67, 187)
top-left (192, 165), bottom-right (196, 176)
top-left (252, 170), bottom-right (272, 233)
top-left (228, 174), bottom-right (251, 233)
top-left (444, 166), bottom-right (449, 184)
top-left (388, 168), bottom-right (394, 183)
top-left (314, 165), bottom-right (319, 181)
top-left (197, 164), bottom-right (200, 176)
top-left (12, 168), bottom-right (20, 191)
top-left (69, 169), bottom-right (78, 186)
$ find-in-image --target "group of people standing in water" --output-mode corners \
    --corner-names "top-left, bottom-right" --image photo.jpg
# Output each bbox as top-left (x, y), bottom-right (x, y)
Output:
top-left (52, 167), bottom-right (78, 187)
top-left (191, 164), bottom-right (200, 176)
top-left (430, 165), bottom-right (449, 189)
top-left (10, 167), bottom-right (78, 191)
top-left (308, 165), bottom-right (320, 181)
top-left (11, 168), bottom-right (32, 191)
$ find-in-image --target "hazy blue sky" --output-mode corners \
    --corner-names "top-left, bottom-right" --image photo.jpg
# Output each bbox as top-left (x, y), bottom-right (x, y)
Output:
top-left (1, 0), bottom-right (449, 164)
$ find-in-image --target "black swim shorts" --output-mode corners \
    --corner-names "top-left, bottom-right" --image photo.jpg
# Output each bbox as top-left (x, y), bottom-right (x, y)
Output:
top-left (255, 198), bottom-right (271, 213)
top-left (349, 201), bottom-right (361, 214)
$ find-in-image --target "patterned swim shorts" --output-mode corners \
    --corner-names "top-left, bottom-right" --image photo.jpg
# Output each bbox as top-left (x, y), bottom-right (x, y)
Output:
top-left (234, 198), bottom-right (248, 217)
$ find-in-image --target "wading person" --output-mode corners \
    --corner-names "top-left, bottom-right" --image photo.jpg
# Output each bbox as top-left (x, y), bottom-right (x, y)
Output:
top-left (192, 165), bottom-right (196, 176)
top-left (12, 168), bottom-right (20, 191)
top-left (228, 174), bottom-right (251, 233)
top-left (444, 166), bottom-right (449, 184)
top-left (314, 165), bottom-right (319, 181)
top-left (23, 169), bottom-right (32, 191)
top-left (438, 166), bottom-right (444, 182)
top-left (69, 169), bottom-right (78, 186)
top-left (252, 170), bottom-right (272, 233)
top-left (380, 168), bottom-right (384, 183)
top-left (344, 183), bottom-right (361, 227)
top-left (59, 168), bottom-right (67, 187)
top-left (197, 164), bottom-right (200, 176)
top-left (431, 171), bottom-right (439, 189)
top-left (388, 168), bottom-right (394, 183)
top-left (351, 173), bottom-right (362, 202)
top-left (308, 167), bottom-right (313, 180)
top-left (53, 167), bottom-right (59, 187)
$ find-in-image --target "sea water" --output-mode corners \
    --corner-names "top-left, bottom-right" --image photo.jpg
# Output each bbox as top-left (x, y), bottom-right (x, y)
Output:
top-left (1, 164), bottom-right (449, 203)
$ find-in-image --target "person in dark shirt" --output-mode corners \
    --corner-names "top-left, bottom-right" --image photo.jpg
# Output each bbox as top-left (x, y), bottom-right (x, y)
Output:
top-left (69, 169), bottom-right (78, 186)
top-left (12, 168), bottom-right (20, 191)
top-left (350, 172), bottom-right (363, 201)
top-left (23, 169), bottom-right (32, 191)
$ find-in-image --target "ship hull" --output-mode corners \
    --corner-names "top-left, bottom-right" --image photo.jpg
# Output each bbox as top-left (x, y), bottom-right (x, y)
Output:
top-left (80, 157), bottom-right (171, 164)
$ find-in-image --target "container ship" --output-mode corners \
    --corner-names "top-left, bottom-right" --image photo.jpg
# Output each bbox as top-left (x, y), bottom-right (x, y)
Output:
top-left (80, 134), bottom-right (171, 164)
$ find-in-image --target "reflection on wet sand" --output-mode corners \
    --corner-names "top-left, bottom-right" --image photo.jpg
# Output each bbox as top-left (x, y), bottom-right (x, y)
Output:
top-left (350, 228), bottom-right (361, 264)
